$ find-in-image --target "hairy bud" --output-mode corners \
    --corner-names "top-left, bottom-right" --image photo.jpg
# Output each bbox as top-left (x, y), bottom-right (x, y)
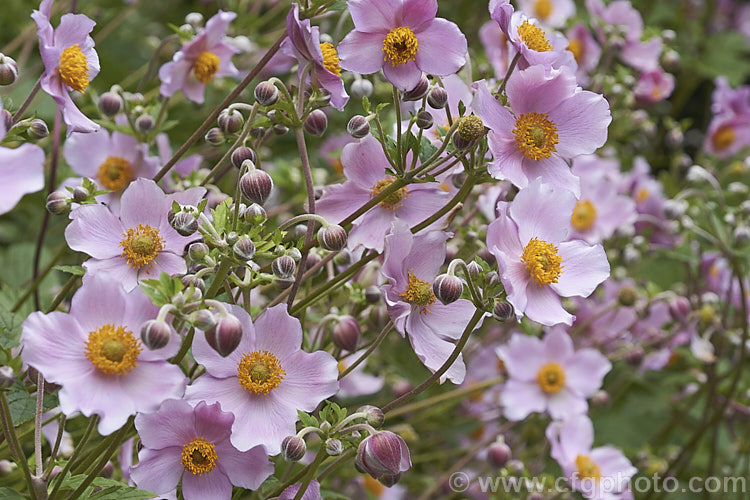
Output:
top-left (46, 191), bottom-right (71, 215)
top-left (332, 316), bottom-right (360, 352)
top-left (98, 92), bottom-right (123, 116)
top-left (427, 86), bottom-right (448, 109)
top-left (317, 224), bottom-right (348, 251)
top-left (28, 119), bottom-right (49, 140)
top-left (493, 300), bottom-right (514, 321)
top-left (231, 146), bottom-right (257, 169)
top-left (140, 320), bottom-right (171, 350)
top-left (402, 75), bottom-right (429, 101)
top-left (347, 115), bottom-right (370, 138)
top-left (356, 431), bottom-right (412, 479)
top-left (433, 274), bottom-right (463, 305)
top-left (72, 186), bottom-right (89, 202)
top-left (350, 78), bottom-right (373, 99)
top-left (254, 81), bottom-right (279, 106)
top-left (304, 109), bottom-right (328, 136)
top-left (204, 127), bottom-right (225, 146)
top-left (240, 169), bottom-right (273, 205)
top-left (487, 438), bottom-right (511, 468)
top-left (326, 439), bottom-right (344, 456)
top-left (416, 111), bottom-right (434, 130)
top-left (359, 405), bottom-right (385, 428)
top-left (135, 114), bottom-right (155, 133)
top-left (218, 108), bottom-right (244, 134)
top-left (187, 242), bottom-right (209, 262)
top-left (190, 310), bottom-right (217, 331)
top-left (0, 366), bottom-right (15, 389)
top-left (205, 314), bottom-right (243, 357)
top-left (233, 237), bottom-right (256, 261)
top-left (170, 212), bottom-right (198, 236)
top-left (281, 436), bottom-right (307, 462)
top-left (0, 54), bottom-right (19, 86)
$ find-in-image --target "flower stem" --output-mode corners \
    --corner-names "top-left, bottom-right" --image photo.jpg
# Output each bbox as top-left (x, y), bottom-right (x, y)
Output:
top-left (10, 79), bottom-right (41, 126)
top-left (497, 51), bottom-right (521, 96)
top-left (48, 415), bottom-right (98, 498)
top-left (0, 391), bottom-right (37, 500)
top-left (205, 258), bottom-right (232, 300)
top-left (34, 372), bottom-right (44, 476)
top-left (338, 321), bottom-right (393, 379)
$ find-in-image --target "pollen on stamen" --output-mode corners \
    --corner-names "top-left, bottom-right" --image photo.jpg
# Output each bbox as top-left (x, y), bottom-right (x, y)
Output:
top-left (193, 51), bottom-right (220, 83)
top-left (320, 42), bottom-right (342, 76)
top-left (517, 20), bottom-right (552, 52)
top-left (97, 156), bottom-right (134, 192)
top-left (58, 44), bottom-right (90, 93)
top-left (400, 270), bottom-right (436, 309)
top-left (237, 350), bottom-right (286, 395)
top-left (181, 437), bottom-right (218, 476)
top-left (85, 324), bottom-right (142, 376)
top-left (370, 178), bottom-right (409, 210)
top-left (382, 26), bottom-right (419, 67)
top-left (536, 362), bottom-right (566, 393)
top-left (513, 112), bottom-right (559, 161)
top-left (521, 237), bottom-right (563, 286)
top-left (571, 200), bottom-right (597, 231)
top-left (119, 224), bottom-right (165, 270)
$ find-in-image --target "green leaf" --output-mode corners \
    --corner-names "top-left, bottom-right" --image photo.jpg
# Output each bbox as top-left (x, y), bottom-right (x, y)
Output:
top-left (0, 302), bottom-right (22, 349)
top-left (89, 486), bottom-right (157, 499)
top-left (418, 135), bottom-right (438, 163)
top-left (53, 265), bottom-right (85, 276)
top-left (0, 487), bottom-right (24, 499)
top-left (361, 96), bottom-right (371, 114)
top-left (297, 410), bottom-right (319, 428)
top-left (6, 381), bottom-right (58, 426)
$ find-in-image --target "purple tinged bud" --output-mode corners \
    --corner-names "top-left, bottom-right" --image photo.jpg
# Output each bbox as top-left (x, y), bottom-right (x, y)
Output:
top-left (240, 169), bottom-right (273, 205)
top-left (72, 186), bottom-right (89, 202)
top-left (347, 115), bottom-right (370, 138)
top-left (356, 431), bottom-right (412, 479)
top-left (244, 203), bottom-right (267, 222)
top-left (416, 111), bottom-right (434, 130)
top-left (0, 366), bottom-right (15, 389)
top-left (190, 310), bottom-right (217, 331)
top-left (272, 124), bottom-right (289, 135)
top-left (1, 109), bottom-right (12, 132)
top-left (46, 191), bottom-right (70, 215)
top-left (365, 285), bottom-right (381, 303)
top-left (272, 255), bottom-right (296, 279)
top-left (98, 92), bottom-right (123, 116)
top-left (317, 224), bottom-right (348, 251)
top-left (187, 242), bottom-right (209, 261)
top-left (205, 314), bottom-right (243, 357)
top-left (140, 320), bottom-right (171, 350)
top-left (392, 379), bottom-right (411, 397)
top-left (170, 212), bottom-right (198, 236)
top-left (281, 436), bottom-right (307, 462)
top-left (181, 274), bottom-right (206, 293)
top-left (333, 249), bottom-right (353, 266)
top-left (332, 316), bottom-right (360, 352)
top-left (254, 81), bottom-right (279, 106)
top-left (433, 274), bottom-right (463, 305)
top-left (466, 261), bottom-right (482, 277)
top-left (592, 390), bottom-right (610, 407)
top-left (28, 119), bottom-right (49, 140)
top-left (233, 237), bottom-right (256, 261)
top-left (486, 271), bottom-right (500, 287)
top-left (350, 78), bottom-right (373, 99)
top-left (668, 296), bottom-right (691, 323)
top-left (305, 252), bottom-right (323, 273)
top-left (288, 248), bottom-right (302, 261)
top-left (304, 109), bottom-right (328, 136)
top-left (226, 231), bottom-right (239, 246)
top-left (493, 300), bottom-right (514, 321)
top-left (402, 75), bottom-right (429, 101)
top-left (218, 109), bottom-right (244, 134)
top-left (326, 438), bottom-right (344, 456)
top-left (100, 462), bottom-right (114, 478)
top-left (205, 127), bottom-right (225, 146)
top-left (135, 114), bottom-right (155, 133)
top-left (0, 55), bottom-right (19, 86)
top-left (359, 405), bottom-right (385, 428)
top-left (487, 439), bottom-right (511, 468)
top-left (379, 473), bottom-right (402, 487)
top-left (231, 146), bottom-right (257, 169)
top-left (427, 86), bottom-right (448, 109)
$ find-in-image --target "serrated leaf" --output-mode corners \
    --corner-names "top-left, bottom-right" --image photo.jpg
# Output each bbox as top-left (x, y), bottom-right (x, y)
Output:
top-left (171, 200), bottom-right (181, 213)
top-left (297, 410), bottom-right (318, 428)
top-left (53, 265), bottom-right (85, 276)
top-left (6, 381), bottom-right (58, 426)
top-left (361, 96), bottom-right (371, 114)
top-left (0, 302), bottom-right (22, 349)
top-left (419, 135), bottom-right (439, 163)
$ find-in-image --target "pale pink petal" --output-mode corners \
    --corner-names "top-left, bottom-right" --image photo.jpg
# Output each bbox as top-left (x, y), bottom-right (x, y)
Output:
top-left (547, 387), bottom-right (587, 419)
top-left (134, 399), bottom-right (194, 450)
top-left (215, 443), bottom-right (273, 491)
top-left (348, 0), bottom-right (400, 33)
top-left (565, 349), bottom-right (611, 397)
top-left (542, 328), bottom-right (575, 362)
top-left (65, 204), bottom-right (125, 259)
top-left (181, 468), bottom-right (232, 500)
top-left (130, 447), bottom-right (183, 496)
top-left (414, 19), bottom-right (467, 76)
top-left (552, 240), bottom-right (609, 297)
top-left (274, 350), bottom-right (339, 410)
top-left (382, 60), bottom-right (422, 92)
top-left (254, 304), bottom-right (304, 360)
top-left (510, 178), bottom-right (575, 245)
top-left (524, 282), bottom-right (573, 326)
top-left (338, 31), bottom-right (387, 74)
top-left (548, 90), bottom-right (611, 158)
top-left (496, 333), bottom-right (546, 381)
top-left (407, 312), bottom-right (466, 384)
top-left (501, 379), bottom-right (547, 420)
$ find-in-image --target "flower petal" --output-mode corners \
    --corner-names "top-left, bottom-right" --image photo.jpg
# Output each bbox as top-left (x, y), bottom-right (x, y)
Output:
top-left (551, 240), bottom-right (609, 297)
top-left (414, 19), bottom-right (467, 76)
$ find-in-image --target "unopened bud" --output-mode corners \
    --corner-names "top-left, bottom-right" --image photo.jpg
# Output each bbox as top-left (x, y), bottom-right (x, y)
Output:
top-left (72, 186), bottom-right (89, 202)
top-left (205, 127), bottom-right (225, 146)
top-left (272, 124), bottom-right (289, 135)
top-left (457, 115), bottom-right (484, 142)
top-left (317, 224), bottom-right (348, 251)
top-left (190, 309), bottom-right (217, 331)
top-left (281, 436), bottom-right (307, 461)
top-left (240, 169), bottom-right (273, 205)
top-left (218, 109), bottom-right (244, 134)
top-left (617, 286), bottom-right (638, 307)
top-left (365, 285), bottom-right (381, 303)
top-left (31, 475), bottom-right (48, 500)
top-left (244, 203), bottom-right (267, 222)
top-left (427, 86), bottom-right (448, 109)
top-left (185, 12), bottom-right (204, 27)
top-left (140, 320), bottom-right (171, 350)
top-left (98, 92), bottom-right (123, 116)
top-left (231, 146), bottom-right (257, 169)
top-left (486, 271), bottom-right (500, 287)
top-left (493, 300), bottom-right (514, 321)
top-left (0, 55), bottom-right (19, 86)
top-left (28, 119), bottom-right (49, 139)
top-left (170, 212), bottom-right (198, 236)
top-left (1, 109), bottom-right (11, 132)
top-left (188, 242), bottom-right (209, 261)
top-left (254, 81), bottom-right (279, 106)
top-left (205, 314), bottom-right (243, 357)
top-left (332, 316), bottom-right (360, 352)
top-left (135, 114), bottom-right (155, 133)
top-left (416, 111), bottom-right (434, 130)
top-left (402, 75), bottom-right (429, 101)
top-left (347, 115), bottom-right (370, 138)
top-left (487, 439), bottom-right (511, 468)
top-left (592, 390), bottom-right (610, 407)
top-left (326, 438), bottom-right (344, 456)
top-left (233, 237), bottom-right (256, 261)
top-left (350, 78), bottom-right (373, 99)
top-left (734, 226), bottom-right (750, 245)
top-left (668, 296), bottom-right (691, 322)
top-left (181, 274), bottom-right (206, 293)
top-left (466, 261), bottom-right (482, 277)
top-left (304, 109), bottom-right (328, 136)
top-left (46, 191), bottom-right (70, 215)
top-left (379, 473), bottom-right (401, 487)
top-left (0, 366), bottom-right (15, 389)
top-left (433, 274), bottom-right (463, 305)
top-left (359, 405), bottom-right (385, 428)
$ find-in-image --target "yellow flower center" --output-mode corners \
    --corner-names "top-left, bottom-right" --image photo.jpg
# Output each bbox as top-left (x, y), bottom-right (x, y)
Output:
top-left (536, 362), bottom-right (566, 393)
top-left (337, 360), bottom-right (348, 374)
top-left (363, 474), bottom-right (385, 496)
top-left (571, 200), bottom-right (597, 231)
top-left (237, 350), bottom-right (285, 395)
top-left (120, 224), bottom-right (165, 270)
top-left (534, 0), bottom-right (553, 19)
top-left (320, 42), bottom-right (342, 76)
top-left (400, 270), bottom-right (436, 307)
top-left (371, 178), bottom-right (409, 210)
top-left (382, 26), bottom-right (419, 67)
top-left (712, 125), bottom-right (735, 151)
top-left (85, 324), bottom-right (142, 376)
top-left (575, 454), bottom-right (602, 482)
top-left (567, 39), bottom-right (583, 63)
top-left (522, 237), bottom-right (563, 286)
top-left (513, 112), bottom-right (559, 161)
top-left (193, 51), bottom-right (220, 83)
top-left (96, 156), bottom-right (134, 192)
top-left (58, 44), bottom-right (90, 93)
top-left (636, 187), bottom-right (650, 203)
top-left (517, 20), bottom-right (552, 52)
top-left (181, 437), bottom-right (218, 476)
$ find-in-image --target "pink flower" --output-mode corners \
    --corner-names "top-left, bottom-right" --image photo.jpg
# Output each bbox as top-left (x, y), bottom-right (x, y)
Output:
top-left (498, 329), bottom-right (611, 421)
top-left (282, 4), bottom-right (349, 110)
top-left (546, 415), bottom-right (637, 500)
top-left (479, 20), bottom-right (512, 78)
top-left (381, 222), bottom-right (479, 384)
top-left (338, 0), bottom-right (467, 91)
top-left (65, 178), bottom-right (206, 292)
top-left (703, 77), bottom-right (750, 157)
top-left (20, 274), bottom-right (187, 435)
top-left (517, 0), bottom-right (576, 29)
top-left (338, 350), bottom-right (385, 398)
top-left (185, 304), bottom-right (339, 455)
top-left (316, 135), bottom-right (450, 251)
top-left (634, 70), bottom-right (675, 106)
top-left (486, 179), bottom-right (610, 326)
top-left (279, 481), bottom-right (323, 500)
top-left (565, 23), bottom-right (601, 85)
top-left (0, 101), bottom-right (45, 215)
top-left (472, 66), bottom-right (611, 196)
top-left (159, 11), bottom-right (239, 104)
top-left (155, 132), bottom-right (205, 192)
top-left (130, 400), bottom-right (273, 499)
top-left (32, 0), bottom-right (101, 134)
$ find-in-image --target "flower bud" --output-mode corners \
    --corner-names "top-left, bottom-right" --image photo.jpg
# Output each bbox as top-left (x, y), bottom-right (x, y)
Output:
top-left (326, 438), bottom-right (344, 456)
top-left (0, 366), bottom-right (15, 389)
top-left (31, 475), bottom-right (48, 500)
top-left (0, 55), bottom-right (19, 86)
top-left (427, 86), bottom-right (448, 109)
top-left (333, 249), bottom-right (353, 266)
top-left (233, 237), bottom-right (256, 261)
top-left (135, 114), bottom-right (155, 133)
top-left (433, 274), bottom-right (463, 305)
top-left (317, 224), bottom-right (348, 251)
top-left (98, 92), bottom-right (123, 116)
top-left (27, 119), bottom-right (49, 139)
top-left (457, 115), bottom-right (484, 143)
top-left (365, 285), bottom-right (381, 303)
top-left (140, 320), bottom-right (171, 350)
top-left (190, 309), bottom-right (217, 331)
top-left (592, 390), bottom-right (610, 407)
top-left (332, 316), bottom-right (360, 352)
top-left (205, 314), bottom-right (243, 357)
top-left (379, 473), bottom-right (402, 487)
top-left (244, 203), bottom-right (267, 222)
top-left (205, 127), bottom-right (225, 146)
top-left (281, 436), bottom-right (307, 462)
top-left (181, 274), bottom-right (206, 293)
top-left (218, 109), bottom-right (244, 134)
top-left (288, 247), bottom-right (302, 261)
top-left (486, 271), bottom-right (500, 287)
top-left (185, 12), bottom-right (204, 27)
top-left (272, 124), bottom-right (289, 135)
top-left (668, 296), bottom-right (691, 323)
top-left (240, 169), bottom-right (273, 205)
top-left (487, 439), bottom-right (511, 468)
top-left (305, 252), bottom-right (323, 273)
top-left (359, 405), bottom-right (385, 428)
top-left (347, 115), bottom-right (370, 138)
top-left (493, 300), bottom-right (514, 321)
top-left (617, 285), bottom-right (638, 307)
top-left (350, 78), bottom-right (373, 99)
top-left (226, 231), bottom-right (239, 246)
top-left (734, 226), bottom-right (750, 245)
top-left (254, 81), bottom-right (279, 106)
top-left (231, 146), bottom-right (257, 169)
top-left (46, 191), bottom-right (71, 215)
top-left (356, 431), bottom-right (412, 479)
top-left (72, 186), bottom-right (89, 202)
top-left (402, 75), bottom-right (429, 101)
top-left (303, 109), bottom-right (328, 136)
top-left (188, 242), bottom-right (209, 262)
top-left (170, 212), bottom-right (198, 236)
top-left (466, 261), bottom-right (482, 277)
top-left (416, 111), bottom-right (434, 130)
